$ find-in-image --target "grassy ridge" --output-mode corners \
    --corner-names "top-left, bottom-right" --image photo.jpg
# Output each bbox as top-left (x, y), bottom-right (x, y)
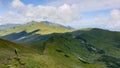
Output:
top-left (0, 39), bottom-right (49, 68)
top-left (32, 28), bottom-right (120, 68)
top-left (0, 38), bottom-right (103, 68)
top-left (0, 34), bottom-right (104, 68)
top-left (0, 22), bottom-right (72, 36)
top-left (32, 34), bottom-right (105, 68)
top-left (1, 25), bottom-right (120, 68)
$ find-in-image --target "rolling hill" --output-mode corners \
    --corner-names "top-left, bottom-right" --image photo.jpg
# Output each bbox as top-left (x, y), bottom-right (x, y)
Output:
top-left (0, 21), bottom-right (73, 44)
top-left (0, 21), bottom-right (72, 36)
top-left (0, 38), bottom-right (103, 68)
top-left (0, 21), bottom-right (120, 68)
top-left (0, 38), bottom-right (44, 68)
top-left (31, 28), bottom-right (120, 68)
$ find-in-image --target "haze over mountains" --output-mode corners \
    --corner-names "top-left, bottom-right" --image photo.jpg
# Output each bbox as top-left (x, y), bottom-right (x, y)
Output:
top-left (0, 21), bottom-right (120, 68)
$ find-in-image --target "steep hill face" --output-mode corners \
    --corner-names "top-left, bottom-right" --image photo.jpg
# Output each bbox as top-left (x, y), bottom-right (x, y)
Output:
top-left (32, 28), bottom-right (120, 68)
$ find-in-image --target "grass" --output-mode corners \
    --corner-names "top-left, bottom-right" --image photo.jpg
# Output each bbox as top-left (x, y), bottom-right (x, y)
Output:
top-left (32, 34), bottom-right (105, 68)
top-left (1, 27), bottom-right (120, 68)
top-left (0, 37), bottom-right (103, 68)
top-left (0, 39), bottom-right (43, 68)
top-left (0, 22), bottom-right (72, 36)
top-left (31, 28), bottom-right (120, 68)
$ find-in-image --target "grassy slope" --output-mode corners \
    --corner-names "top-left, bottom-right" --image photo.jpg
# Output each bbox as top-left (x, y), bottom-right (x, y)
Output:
top-left (32, 28), bottom-right (120, 68)
top-left (0, 38), bottom-right (103, 68)
top-left (79, 28), bottom-right (120, 57)
top-left (0, 39), bottom-right (55, 68)
top-left (1, 26), bottom-right (120, 68)
top-left (0, 22), bottom-right (72, 36)
top-left (77, 28), bottom-right (120, 68)
top-left (32, 34), bottom-right (106, 68)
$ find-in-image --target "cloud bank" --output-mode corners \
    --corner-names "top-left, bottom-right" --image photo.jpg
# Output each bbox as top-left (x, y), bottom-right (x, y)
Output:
top-left (1, 0), bottom-right (80, 25)
top-left (0, 0), bottom-right (120, 31)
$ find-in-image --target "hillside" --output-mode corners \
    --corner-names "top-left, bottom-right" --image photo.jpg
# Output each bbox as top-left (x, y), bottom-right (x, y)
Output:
top-left (0, 21), bottom-right (72, 36)
top-left (31, 28), bottom-right (120, 68)
top-left (0, 21), bottom-right (73, 44)
top-left (0, 38), bottom-right (103, 68)
top-left (0, 38), bottom-right (46, 68)
top-left (1, 27), bottom-right (120, 68)
top-left (0, 30), bottom-right (52, 43)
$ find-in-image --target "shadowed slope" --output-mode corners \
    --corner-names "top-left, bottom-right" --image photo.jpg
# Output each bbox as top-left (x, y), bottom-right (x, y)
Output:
top-left (0, 21), bottom-right (72, 36)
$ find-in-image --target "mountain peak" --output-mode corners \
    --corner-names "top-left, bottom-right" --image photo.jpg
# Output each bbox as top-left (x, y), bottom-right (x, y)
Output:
top-left (33, 21), bottom-right (74, 30)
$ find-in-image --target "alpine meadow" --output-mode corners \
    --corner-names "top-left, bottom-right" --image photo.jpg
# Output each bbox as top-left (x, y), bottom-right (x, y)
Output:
top-left (0, 0), bottom-right (120, 68)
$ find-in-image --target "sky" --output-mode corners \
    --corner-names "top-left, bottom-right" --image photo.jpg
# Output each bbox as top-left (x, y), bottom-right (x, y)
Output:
top-left (0, 0), bottom-right (120, 31)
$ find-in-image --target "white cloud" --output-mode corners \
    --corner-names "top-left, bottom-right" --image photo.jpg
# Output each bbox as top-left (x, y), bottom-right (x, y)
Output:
top-left (0, 0), bottom-right (120, 31)
top-left (2, 0), bottom-right (80, 25)
top-left (0, 16), bottom-right (2, 23)
top-left (70, 9), bottom-right (120, 31)
top-left (107, 9), bottom-right (120, 30)
top-left (1, 11), bottom-right (31, 24)
top-left (89, 9), bottom-right (120, 31)
top-left (11, 0), bottom-right (25, 8)
top-left (48, 0), bottom-right (120, 11)
top-left (80, 0), bottom-right (120, 11)
top-left (110, 9), bottom-right (120, 19)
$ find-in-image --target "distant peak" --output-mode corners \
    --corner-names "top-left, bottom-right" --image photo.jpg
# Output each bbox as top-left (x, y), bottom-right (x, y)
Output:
top-left (28, 21), bottom-right (74, 30)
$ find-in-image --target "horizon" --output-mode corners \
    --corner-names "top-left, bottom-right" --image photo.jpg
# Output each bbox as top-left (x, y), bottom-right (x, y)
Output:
top-left (0, 0), bottom-right (120, 31)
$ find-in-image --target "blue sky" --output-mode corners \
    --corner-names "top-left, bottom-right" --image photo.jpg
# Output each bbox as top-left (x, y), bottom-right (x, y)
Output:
top-left (0, 0), bottom-right (120, 31)
top-left (21, 0), bottom-right (49, 5)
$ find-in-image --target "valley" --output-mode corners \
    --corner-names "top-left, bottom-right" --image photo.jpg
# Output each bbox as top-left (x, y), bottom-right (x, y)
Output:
top-left (0, 21), bottom-right (120, 68)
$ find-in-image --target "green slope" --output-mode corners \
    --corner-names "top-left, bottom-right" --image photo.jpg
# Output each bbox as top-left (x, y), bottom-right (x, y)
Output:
top-left (31, 28), bottom-right (120, 68)
top-left (0, 39), bottom-right (54, 68)
top-left (1, 27), bottom-right (120, 68)
top-left (0, 38), bottom-right (103, 68)
top-left (32, 37), bottom-right (103, 68)
top-left (0, 39), bottom-right (43, 68)
top-left (77, 28), bottom-right (120, 57)
top-left (0, 21), bottom-right (72, 36)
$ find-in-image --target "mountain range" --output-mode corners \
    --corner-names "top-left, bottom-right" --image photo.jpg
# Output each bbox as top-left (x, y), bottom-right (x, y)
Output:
top-left (0, 21), bottom-right (120, 68)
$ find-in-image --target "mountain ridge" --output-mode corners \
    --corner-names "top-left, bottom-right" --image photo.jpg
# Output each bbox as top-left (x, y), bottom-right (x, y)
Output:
top-left (0, 21), bottom-right (73, 36)
top-left (0, 22), bottom-right (120, 68)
